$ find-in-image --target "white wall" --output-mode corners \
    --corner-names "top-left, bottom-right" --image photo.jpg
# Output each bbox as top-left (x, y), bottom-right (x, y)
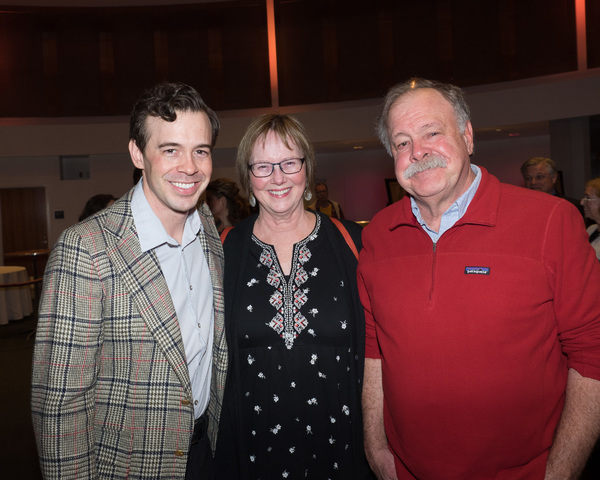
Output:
top-left (0, 130), bottom-right (556, 248)
top-left (0, 154), bottom-right (133, 247)
top-left (0, 70), bottom-right (597, 248)
top-left (310, 149), bottom-right (394, 222)
top-left (474, 135), bottom-right (552, 188)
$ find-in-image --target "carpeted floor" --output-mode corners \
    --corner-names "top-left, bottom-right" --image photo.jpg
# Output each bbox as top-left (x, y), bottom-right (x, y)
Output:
top-left (0, 312), bottom-right (42, 480)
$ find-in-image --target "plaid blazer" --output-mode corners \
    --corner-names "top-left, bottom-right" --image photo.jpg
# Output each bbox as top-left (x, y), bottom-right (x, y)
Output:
top-left (31, 189), bottom-right (228, 479)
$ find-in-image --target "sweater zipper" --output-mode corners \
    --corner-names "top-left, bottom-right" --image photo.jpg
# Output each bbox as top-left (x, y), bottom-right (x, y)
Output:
top-left (430, 242), bottom-right (437, 301)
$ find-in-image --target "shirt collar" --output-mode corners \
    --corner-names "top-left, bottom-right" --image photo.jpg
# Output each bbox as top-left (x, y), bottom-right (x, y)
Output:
top-left (131, 180), bottom-right (202, 253)
top-left (410, 164), bottom-right (482, 242)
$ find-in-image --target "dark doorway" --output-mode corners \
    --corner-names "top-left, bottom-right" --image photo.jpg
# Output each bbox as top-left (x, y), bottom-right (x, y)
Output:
top-left (1, 187), bottom-right (49, 279)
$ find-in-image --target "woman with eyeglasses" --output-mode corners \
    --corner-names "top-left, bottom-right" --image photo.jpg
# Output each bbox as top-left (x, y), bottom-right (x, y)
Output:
top-left (214, 114), bottom-right (372, 479)
top-left (581, 177), bottom-right (600, 261)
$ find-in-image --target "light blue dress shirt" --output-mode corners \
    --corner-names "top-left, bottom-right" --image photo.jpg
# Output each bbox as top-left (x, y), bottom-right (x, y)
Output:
top-left (131, 181), bottom-right (214, 419)
top-left (411, 164), bottom-right (482, 243)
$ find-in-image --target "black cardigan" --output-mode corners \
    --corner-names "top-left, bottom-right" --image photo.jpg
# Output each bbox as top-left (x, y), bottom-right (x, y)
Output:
top-left (214, 211), bottom-right (372, 479)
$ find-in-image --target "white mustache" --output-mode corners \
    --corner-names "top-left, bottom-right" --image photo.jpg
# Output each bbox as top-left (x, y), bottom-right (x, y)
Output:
top-left (403, 155), bottom-right (448, 180)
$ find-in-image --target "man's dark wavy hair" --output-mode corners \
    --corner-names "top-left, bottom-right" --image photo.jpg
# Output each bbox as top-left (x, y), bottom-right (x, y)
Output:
top-left (129, 82), bottom-right (220, 153)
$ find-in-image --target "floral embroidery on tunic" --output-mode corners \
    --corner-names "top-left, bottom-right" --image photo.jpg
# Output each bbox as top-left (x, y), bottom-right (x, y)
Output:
top-left (254, 216), bottom-right (321, 349)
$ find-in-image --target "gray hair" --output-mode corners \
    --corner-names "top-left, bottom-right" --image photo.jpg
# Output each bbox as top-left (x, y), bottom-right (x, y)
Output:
top-left (376, 78), bottom-right (471, 157)
top-left (520, 157), bottom-right (557, 177)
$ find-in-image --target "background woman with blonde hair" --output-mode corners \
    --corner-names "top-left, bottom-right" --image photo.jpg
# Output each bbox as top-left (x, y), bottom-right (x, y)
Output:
top-left (582, 177), bottom-right (600, 260)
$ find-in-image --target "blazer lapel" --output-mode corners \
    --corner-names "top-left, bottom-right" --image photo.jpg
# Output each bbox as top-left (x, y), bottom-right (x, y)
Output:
top-left (105, 192), bottom-right (192, 397)
top-left (197, 203), bottom-right (228, 448)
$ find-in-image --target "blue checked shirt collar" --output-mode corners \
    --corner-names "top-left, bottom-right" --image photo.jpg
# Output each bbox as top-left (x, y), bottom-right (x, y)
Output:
top-left (131, 179), bottom-right (202, 252)
top-left (411, 164), bottom-right (482, 243)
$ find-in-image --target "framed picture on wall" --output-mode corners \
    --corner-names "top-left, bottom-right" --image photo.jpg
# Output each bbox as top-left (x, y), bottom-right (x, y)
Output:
top-left (385, 178), bottom-right (406, 204)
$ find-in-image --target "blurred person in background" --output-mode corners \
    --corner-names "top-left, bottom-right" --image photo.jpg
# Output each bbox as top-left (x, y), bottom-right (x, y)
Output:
top-left (582, 177), bottom-right (600, 260)
top-left (78, 193), bottom-right (116, 221)
top-left (205, 177), bottom-right (249, 233)
top-left (307, 181), bottom-right (345, 219)
top-left (521, 156), bottom-right (583, 215)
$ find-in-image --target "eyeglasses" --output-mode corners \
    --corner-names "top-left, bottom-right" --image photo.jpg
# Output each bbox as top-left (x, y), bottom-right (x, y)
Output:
top-left (582, 197), bottom-right (600, 203)
top-left (249, 158), bottom-right (305, 178)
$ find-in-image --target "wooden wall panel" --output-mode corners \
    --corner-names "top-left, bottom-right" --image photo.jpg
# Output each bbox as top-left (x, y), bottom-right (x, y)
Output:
top-left (451, 1), bottom-right (505, 85)
top-left (0, 0), bottom-right (583, 115)
top-left (334, 1), bottom-right (384, 101)
top-left (219, 3), bottom-right (271, 110)
top-left (275, 0), bottom-right (328, 106)
top-left (0, 13), bottom-right (45, 117)
top-left (0, 1), bottom-right (270, 117)
top-left (164, 10), bottom-right (214, 102)
top-left (513, 0), bottom-right (576, 76)
top-left (111, 13), bottom-right (157, 113)
top-left (55, 13), bottom-right (103, 115)
top-left (275, 0), bottom-right (579, 106)
top-left (389, 1), bottom-right (447, 85)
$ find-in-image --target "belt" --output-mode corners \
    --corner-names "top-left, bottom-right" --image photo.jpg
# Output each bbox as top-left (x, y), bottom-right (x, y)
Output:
top-left (191, 412), bottom-right (209, 446)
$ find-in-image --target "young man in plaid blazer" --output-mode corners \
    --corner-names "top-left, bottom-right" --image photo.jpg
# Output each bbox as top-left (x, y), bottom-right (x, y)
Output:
top-left (31, 82), bottom-right (228, 479)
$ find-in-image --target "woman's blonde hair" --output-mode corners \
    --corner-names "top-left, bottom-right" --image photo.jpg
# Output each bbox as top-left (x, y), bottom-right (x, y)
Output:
top-left (236, 114), bottom-right (315, 196)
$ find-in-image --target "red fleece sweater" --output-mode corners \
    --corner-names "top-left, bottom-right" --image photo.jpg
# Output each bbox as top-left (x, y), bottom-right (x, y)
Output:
top-left (358, 167), bottom-right (600, 479)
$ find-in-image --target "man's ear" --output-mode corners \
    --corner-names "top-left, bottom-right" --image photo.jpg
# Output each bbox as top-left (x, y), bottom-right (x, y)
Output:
top-left (129, 139), bottom-right (145, 170)
top-left (463, 121), bottom-right (474, 156)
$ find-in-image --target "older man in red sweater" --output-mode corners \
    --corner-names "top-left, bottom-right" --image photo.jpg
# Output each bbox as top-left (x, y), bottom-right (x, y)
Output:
top-left (358, 78), bottom-right (600, 480)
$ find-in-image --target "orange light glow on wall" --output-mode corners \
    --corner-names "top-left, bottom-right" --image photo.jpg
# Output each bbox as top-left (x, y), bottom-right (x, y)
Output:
top-left (266, 0), bottom-right (279, 108)
top-left (575, 0), bottom-right (587, 71)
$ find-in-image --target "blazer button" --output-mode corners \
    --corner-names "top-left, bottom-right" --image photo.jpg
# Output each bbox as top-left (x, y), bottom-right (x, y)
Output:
top-left (181, 399), bottom-right (191, 406)
top-left (175, 450), bottom-right (185, 457)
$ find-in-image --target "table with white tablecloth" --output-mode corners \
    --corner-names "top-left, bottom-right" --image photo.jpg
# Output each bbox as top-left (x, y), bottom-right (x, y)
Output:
top-left (0, 266), bottom-right (33, 325)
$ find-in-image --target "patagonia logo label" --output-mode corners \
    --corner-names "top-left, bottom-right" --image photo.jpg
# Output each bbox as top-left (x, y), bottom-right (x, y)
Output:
top-left (465, 266), bottom-right (490, 275)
